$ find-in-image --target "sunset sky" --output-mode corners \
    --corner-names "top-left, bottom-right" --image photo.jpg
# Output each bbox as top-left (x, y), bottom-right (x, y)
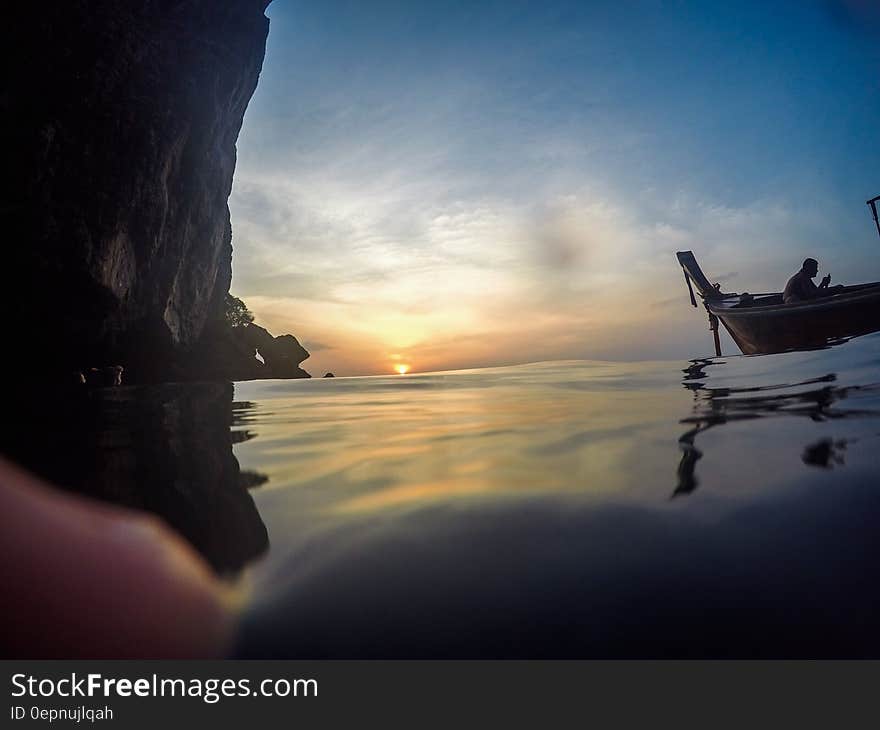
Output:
top-left (230, 0), bottom-right (880, 376)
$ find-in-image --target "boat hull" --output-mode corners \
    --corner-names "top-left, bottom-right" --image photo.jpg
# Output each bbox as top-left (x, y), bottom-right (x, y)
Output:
top-left (709, 286), bottom-right (880, 355)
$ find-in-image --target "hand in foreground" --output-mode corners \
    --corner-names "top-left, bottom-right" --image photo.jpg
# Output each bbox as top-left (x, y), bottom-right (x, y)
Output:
top-left (0, 457), bottom-right (234, 658)
top-left (821, 274), bottom-right (832, 288)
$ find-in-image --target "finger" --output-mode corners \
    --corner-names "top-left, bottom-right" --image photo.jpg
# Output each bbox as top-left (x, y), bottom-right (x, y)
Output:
top-left (0, 457), bottom-right (235, 658)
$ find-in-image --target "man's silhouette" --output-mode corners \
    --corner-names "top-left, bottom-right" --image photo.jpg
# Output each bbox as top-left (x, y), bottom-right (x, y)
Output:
top-left (783, 258), bottom-right (840, 304)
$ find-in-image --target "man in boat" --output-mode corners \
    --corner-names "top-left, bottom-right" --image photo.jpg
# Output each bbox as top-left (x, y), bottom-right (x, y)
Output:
top-left (783, 258), bottom-right (842, 304)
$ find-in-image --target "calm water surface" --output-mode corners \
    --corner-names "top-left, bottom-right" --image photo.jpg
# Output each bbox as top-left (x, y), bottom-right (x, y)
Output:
top-left (232, 333), bottom-right (880, 657)
top-left (7, 334), bottom-right (880, 656)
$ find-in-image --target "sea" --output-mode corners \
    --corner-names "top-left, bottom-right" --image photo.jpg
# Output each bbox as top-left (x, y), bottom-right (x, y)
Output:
top-left (9, 332), bottom-right (880, 657)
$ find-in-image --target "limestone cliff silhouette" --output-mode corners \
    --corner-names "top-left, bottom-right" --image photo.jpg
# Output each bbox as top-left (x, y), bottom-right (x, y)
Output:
top-left (1, 1), bottom-right (309, 383)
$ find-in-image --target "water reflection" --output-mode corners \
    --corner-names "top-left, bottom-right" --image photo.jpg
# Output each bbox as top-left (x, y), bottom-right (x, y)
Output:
top-left (802, 437), bottom-right (850, 468)
top-left (1, 382), bottom-right (268, 574)
top-left (238, 356), bottom-right (880, 657)
top-left (676, 357), bottom-right (880, 496)
top-left (5, 339), bottom-right (880, 656)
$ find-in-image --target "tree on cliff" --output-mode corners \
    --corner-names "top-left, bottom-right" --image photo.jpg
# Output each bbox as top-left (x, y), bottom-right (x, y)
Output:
top-left (224, 294), bottom-right (254, 328)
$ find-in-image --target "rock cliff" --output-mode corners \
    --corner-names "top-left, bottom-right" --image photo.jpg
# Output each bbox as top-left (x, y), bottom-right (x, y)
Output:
top-left (3, 0), bottom-right (275, 382)
top-left (187, 322), bottom-right (311, 381)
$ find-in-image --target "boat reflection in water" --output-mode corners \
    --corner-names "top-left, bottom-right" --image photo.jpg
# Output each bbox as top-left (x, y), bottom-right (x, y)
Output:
top-left (676, 357), bottom-right (880, 497)
top-left (2, 382), bottom-right (268, 574)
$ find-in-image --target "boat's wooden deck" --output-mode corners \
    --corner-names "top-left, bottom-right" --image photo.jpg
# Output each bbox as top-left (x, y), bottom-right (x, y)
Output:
top-left (709, 283), bottom-right (880, 315)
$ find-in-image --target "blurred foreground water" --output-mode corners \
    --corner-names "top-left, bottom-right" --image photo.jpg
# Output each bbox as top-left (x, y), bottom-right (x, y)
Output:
top-left (6, 333), bottom-right (880, 657)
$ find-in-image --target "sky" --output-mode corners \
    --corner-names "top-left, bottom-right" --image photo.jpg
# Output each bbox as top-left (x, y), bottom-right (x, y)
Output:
top-left (229, 0), bottom-right (880, 376)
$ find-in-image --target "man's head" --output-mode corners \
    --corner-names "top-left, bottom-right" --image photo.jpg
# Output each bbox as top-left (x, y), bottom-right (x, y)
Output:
top-left (802, 258), bottom-right (819, 278)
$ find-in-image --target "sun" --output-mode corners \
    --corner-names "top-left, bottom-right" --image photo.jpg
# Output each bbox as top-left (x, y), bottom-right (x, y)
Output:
top-left (394, 364), bottom-right (410, 375)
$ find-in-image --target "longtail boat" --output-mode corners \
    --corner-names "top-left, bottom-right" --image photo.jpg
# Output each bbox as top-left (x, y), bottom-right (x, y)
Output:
top-left (676, 250), bottom-right (880, 356)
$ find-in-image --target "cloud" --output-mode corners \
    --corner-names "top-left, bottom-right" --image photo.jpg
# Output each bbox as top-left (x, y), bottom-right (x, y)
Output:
top-left (227, 4), bottom-right (874, 374)
top-left (230, 147), bottom-right (824, 373)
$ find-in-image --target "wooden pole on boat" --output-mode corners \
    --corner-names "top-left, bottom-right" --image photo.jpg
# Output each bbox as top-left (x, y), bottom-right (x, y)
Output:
top-left (868, 195), bottom-right (880, 241)
top-left (681, 267), bottom-right (698, 307)
top-left (708, 313), bottom-right (721, 357)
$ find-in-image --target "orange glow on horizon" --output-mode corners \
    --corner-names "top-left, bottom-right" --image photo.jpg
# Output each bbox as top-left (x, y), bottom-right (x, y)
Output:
top-left (395, 364), bottom-right (410, 375)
